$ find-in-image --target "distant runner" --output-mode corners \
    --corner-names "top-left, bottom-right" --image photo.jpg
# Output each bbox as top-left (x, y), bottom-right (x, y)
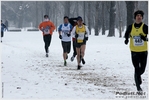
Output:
top-left (39, 15), bottom-right (56, 57)
top-left (69, 17), bottom-right (78, 61)
top-left (58, 16), bottom-right (73, 66)
top-left (124, 10), bottom-right (148, 91)
top-left (1, 20), bottom-right (7, 42)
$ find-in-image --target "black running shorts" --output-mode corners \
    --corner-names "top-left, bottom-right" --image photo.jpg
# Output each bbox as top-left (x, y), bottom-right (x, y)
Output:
top-left (61, 41), bottom-right (71, 53)
top-left (76, 40), bottom-right (86, 48)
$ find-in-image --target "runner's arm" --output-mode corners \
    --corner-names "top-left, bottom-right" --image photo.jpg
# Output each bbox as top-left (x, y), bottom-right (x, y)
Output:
top-left (124, 25), bottom-right (132, 40)
top-left (58, 24), bottom-right (62, 35)
top-left (71, 26), bottom-right (76, 38)
top-left (38, 23), bottom-right (43, 31)
top-left (69, 18), bottom-right (77, 26)
top-left (141, 24), bottom-right (148, 41)
top-left (50, 22), bottom-right (56, 32)
top-left (70, 24), bottom-right (73, 32)
top-left (143, 24), bottom-right (148, 36)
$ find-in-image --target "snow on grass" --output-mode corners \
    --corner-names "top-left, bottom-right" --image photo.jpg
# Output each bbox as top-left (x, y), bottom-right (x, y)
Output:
top-left (1, 30), bottom-right (148, 99)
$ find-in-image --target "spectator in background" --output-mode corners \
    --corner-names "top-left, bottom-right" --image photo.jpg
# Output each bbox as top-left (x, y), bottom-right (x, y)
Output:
top-left (1, 20), bottom-right (7, 42)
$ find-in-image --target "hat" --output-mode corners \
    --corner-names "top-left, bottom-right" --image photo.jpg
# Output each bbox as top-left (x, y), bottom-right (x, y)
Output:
top-left (77, 16), bottom-right (83, 21)
top-left (64, 16), bottom-right (69, 20)
top-left (134, 10), bottom-right (144, 19)
top-left (44, 15), bottom-right (49, 18)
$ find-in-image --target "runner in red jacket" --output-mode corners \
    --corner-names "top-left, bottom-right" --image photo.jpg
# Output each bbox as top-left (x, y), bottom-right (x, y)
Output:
top-left (39, 15), bottom-right (56, 57)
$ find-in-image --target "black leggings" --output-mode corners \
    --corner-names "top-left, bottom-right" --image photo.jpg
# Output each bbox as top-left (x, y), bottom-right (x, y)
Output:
top-left (72, 40), bottom-right (77, 57)
top-left (1, 31), bottom-right (4, 37)
top-left (43, 34), bottom-right (52, 53)
top-left (131, 51), bottom-right (148, 88)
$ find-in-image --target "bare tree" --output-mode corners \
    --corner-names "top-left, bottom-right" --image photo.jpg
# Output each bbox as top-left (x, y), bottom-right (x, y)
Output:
top-left (35, 1), bottom-right (38, 28)
top-left (107, 1), bottom-right (116, 37)
top-left (95, 1), bottom-right (100, 36)
top-left (125, 1), bottom-right (135, 27)
top-left (64, 1), bottom-right (70, 16)
top-left (44, 1), bottom-right (50, 15)
top-left (101, 1), bottom-right (105, 35)
top-left (117, 1), bottom-right (122, 38)
top-left (87, 1), bottom-right (91, 34)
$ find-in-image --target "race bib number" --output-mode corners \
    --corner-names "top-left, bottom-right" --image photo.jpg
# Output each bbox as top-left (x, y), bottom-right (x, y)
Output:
top-left (133, 36), bottom-right (144, 46)
top-left (62, 30), bottom-right (69, 37)
top-left (77, 33), bottom-right (84, 43)
top-left (44, 26), bottom-right (50, 34)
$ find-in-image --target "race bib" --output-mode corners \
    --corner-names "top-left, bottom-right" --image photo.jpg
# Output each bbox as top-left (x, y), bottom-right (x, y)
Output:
top-left (62, 30), bottom-right (69, 37)
top-left (133, 36), bottom-right (144, 46)
top-left (44, 26), bottom-right (50, 34)
top-left (77, 33), bottom-right (84, 43)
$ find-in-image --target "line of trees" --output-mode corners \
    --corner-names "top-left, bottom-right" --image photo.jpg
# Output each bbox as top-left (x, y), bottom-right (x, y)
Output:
top-left (1, 1), bottom-right (148, 37)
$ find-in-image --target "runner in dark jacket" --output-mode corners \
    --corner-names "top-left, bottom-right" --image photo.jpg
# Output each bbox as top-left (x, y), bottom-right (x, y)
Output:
top-left (1, 20), bottom-right (7, 42)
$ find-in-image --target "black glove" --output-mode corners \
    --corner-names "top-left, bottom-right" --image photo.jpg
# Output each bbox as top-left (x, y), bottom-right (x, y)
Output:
top-left (140, 34), bottom-right (147, 41)
top-left (85, 37), bottom-right (88, 41)
top-left (124, 39), bottom-right (129, 45)
top-left (67, 33), bottom-right (71, 37)
top-left (75, 34), bottom-right (78, 38)
top-left (59, 35), bottom-right (62, 39)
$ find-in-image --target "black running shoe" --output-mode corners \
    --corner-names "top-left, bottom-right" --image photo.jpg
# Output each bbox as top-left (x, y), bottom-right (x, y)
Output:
top-left (46, 53), bottom-right (48, 57)
top-left (71, 56), bottom-right (75, 62)
top-left (64, 61), bottom-right (67, 66)
top-left (77, 65), bottom-right (82, 70)
top-left (137, 86), bottom-right (143, 92)
top-left (82, 58), bottom-right (85, 64)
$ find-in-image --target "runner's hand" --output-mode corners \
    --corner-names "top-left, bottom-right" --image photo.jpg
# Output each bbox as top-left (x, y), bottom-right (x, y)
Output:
top-left (67, 33), bottom-right (71, 37)
top-left (85, 37), bottom-right (88, 41)
top-left (59, 35), bottom-right (62, 39)
top-left (75, 34), bottom-right (78, 38)
top-left (124, 39), bottom-right (129, 45)
top-left (140, 34), bottom-right (147, 41)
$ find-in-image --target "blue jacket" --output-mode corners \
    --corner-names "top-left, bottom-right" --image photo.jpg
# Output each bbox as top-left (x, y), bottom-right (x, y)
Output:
top-left (1, 23), bottom-right (6, 32)
top-left (58, 23), bottom-right (73, 31)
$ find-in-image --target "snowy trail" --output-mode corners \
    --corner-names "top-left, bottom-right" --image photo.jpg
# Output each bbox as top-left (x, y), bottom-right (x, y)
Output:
top-left (1, 31), bottom-right (148, 99)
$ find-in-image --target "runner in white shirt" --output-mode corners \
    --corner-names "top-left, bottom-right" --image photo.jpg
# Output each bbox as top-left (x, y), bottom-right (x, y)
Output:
top-left (58, 16), bottom-right (73, 66)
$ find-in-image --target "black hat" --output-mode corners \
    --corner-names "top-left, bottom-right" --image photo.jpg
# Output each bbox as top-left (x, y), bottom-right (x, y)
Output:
top-left (64, 16), bottom-right (69, 20)
top-left (134, 10), bottom-right (144, 19)
top-left (44, 15), bottom-right (49, 18)
top-left (77, 16), bottom-right (83, 21)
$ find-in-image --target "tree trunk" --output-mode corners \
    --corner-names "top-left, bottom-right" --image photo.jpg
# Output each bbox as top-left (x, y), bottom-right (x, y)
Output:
top-left (107, 1), bottom-right (116, 37)
top-left (18, 1), bottom-right (23, 28)
top-left (102, 2), bottom-right (105, 35)
top-left (64, 1), bottom-right (70, 16)
top-left (117, 1), bottom-right (122, 38)
top-left (35, 1), bottom-right (38, 28)
top-left (84, 1), bottom-right (85, 23)
top-left (125, 1), bottom-right (135, 27)
top-left (135, 1), bottom-right (138, 10)
top-left (44, 1), bottom-right (49, 15)
top-left (88, 1), bottom-right (91, 34)
top-left (95, 2), bottom-right (100, 36)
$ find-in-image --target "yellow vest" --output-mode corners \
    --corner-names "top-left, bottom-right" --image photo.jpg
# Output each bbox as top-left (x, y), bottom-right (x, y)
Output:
top-left (130, 23), bottom-right (148, 52)
top-left (75, 25), bottom-right (86, 43)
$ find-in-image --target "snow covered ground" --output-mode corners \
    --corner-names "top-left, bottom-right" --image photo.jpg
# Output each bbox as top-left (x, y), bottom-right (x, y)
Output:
top-left (1, 29), bottom-right (148, 99)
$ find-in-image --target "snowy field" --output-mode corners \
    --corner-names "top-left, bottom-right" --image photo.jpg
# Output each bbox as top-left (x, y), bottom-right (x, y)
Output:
top-left (1, 29), bottom-right (148, 99)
